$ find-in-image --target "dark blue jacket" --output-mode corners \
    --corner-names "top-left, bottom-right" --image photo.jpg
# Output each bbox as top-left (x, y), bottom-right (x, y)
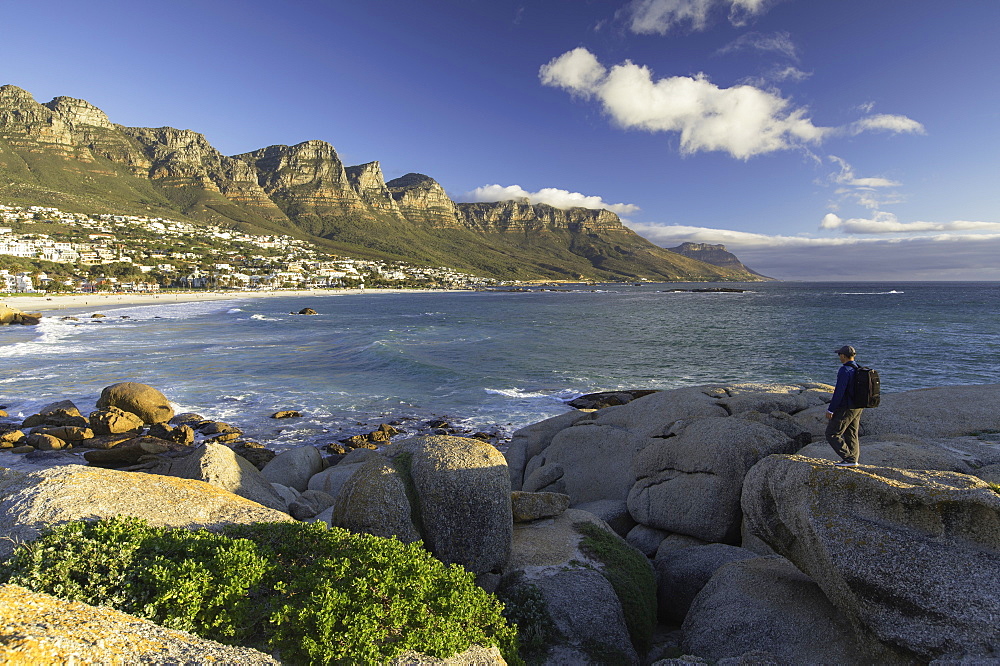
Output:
top-left (828, 361), bottom-right (859, 413)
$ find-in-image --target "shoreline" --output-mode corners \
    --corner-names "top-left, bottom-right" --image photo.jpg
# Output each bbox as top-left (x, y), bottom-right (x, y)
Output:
top-left (1, 288), bottom-right (464, 315)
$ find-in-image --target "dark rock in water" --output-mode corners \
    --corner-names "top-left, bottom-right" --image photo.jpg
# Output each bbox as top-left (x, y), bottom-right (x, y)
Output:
top-left (25, 433), bottom-right (69, 450)
top-left (169, 412), bottom-right (205, 426)
top-left (296, 308), bottom-right (318, 315)
top-left (89, 407), bottom-right (144, 436)
top-left (567, 390), bottom-right (660, 410)
top-left (271, 410), bottom-right (302, 419)
top-left (196, 420), bottom-right (241, 436)
top-left (21, 409), bottom-right (88, 429)
top-left (83, 436), bottom-right (187, 467)
top-left (90, 313), bottom-right (106, 318)
top-left (147, 422), bottom-right (195, 445)
top-left (60, 316), bottom-right (80, 321)
top-left (96, 382), bottom-right (174, 425)
top-left (427, 419), bottom-right (451, 429)
top-left (1, 428), bottom-right (26, 446)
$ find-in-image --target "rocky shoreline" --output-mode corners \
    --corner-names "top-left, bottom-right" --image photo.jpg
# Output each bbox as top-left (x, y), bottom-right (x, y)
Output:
top-left (2, 380), bottom-right (1000, 663)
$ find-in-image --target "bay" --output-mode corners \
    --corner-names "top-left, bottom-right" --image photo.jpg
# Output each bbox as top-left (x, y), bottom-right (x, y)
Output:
top-left (2, 281), bottom-right (998, 451)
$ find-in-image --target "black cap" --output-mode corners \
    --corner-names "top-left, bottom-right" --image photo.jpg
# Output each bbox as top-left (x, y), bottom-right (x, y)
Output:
top-left (836, 345), bottom-right (856, 356)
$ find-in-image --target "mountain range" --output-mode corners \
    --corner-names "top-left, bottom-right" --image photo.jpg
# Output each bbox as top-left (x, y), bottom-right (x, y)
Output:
top-left (0, 85), bottom-right (765, 281)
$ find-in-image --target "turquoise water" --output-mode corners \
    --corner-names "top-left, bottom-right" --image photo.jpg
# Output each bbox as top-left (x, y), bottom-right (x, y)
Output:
top-left (2, 282), bottom-right (998, 449)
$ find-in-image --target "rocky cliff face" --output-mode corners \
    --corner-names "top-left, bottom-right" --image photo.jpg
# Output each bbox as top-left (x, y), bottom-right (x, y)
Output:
top-left (121, 127), bottom-right (288, 223)
top-left (235, 141), bottom-right (375, 224)
top-left (0, 85), bottom-right (85, 156)
top-left (345, 161), bottom-right (403, 216)
top-left (386, 173), bottom-right (463, 229)
top-left (0, 84), bottom-right (767, 282)
top-left (667, 242), bottom-right (770, 279)
top-left (459, 201), bottom-right (623, 234)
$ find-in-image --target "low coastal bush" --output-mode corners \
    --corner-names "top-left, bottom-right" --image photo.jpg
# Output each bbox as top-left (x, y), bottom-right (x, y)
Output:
top-left (0, 517), bottom-right (520, 665)
top-left (497, 576), bottom-right (561, 664)
top-left (574, 521), bottom-right (657, 654)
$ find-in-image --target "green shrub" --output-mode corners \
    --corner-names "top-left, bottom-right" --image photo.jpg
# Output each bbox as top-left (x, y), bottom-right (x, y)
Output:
top-left (574, 521), bottom-right (657, 654)
top-left (497, 577), bottom-right (560, 664)
top-left (0, 518), bottom-right (520, 665)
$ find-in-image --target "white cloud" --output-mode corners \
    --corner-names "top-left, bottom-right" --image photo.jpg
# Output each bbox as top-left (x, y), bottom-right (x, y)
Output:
top-left (718, 31), bottom-right (798, 59)
top-left (819, 211), bottom-right (1000, 235)
top-left (849, 114), bottom-right (926, 135)
top-left (463, 184), bottom-right (641, 216)
top-left (829, 156), bottom-right (900, 189)
top-left (771, 66), bottom-right (811, 82)
top-left (826, 156), bottom-right (903, 211)
top-left (537, 47), bottom-right (606, 96)
top-left (540, 48), bottom-right (829, 159)
top-left (628, 220), bottom-right (1000, 280)
top-left (624, 0), bottom-right (774, 34)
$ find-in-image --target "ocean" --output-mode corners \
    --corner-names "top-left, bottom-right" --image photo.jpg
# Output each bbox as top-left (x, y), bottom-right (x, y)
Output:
top-left (2, 281), bottom-right (999, 451)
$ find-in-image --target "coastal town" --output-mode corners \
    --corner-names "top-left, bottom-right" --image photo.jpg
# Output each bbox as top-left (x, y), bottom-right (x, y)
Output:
top-left (0, 204), bottom-right (496, 293)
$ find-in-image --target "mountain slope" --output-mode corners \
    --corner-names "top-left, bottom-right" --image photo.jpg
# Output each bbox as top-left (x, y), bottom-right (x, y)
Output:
top-left (0, 84), bottom-right (764, 281)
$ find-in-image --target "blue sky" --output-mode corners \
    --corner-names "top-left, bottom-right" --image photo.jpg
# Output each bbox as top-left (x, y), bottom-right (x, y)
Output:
top-left (2, 0), bottom-right (998, 280)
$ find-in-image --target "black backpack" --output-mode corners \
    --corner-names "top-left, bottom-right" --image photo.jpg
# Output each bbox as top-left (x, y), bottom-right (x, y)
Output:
top-left (851, 365), bottom-right (881, 408)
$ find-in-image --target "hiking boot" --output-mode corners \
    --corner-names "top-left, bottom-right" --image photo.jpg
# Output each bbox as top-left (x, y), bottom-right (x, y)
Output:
top-left (834, 461), bottom-right (859, 467)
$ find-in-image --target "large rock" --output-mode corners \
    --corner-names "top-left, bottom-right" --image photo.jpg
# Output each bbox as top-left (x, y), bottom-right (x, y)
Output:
top-left (797, 433), bottom-right (1000, 473)
top-left (510, 383), bottom-right (825, 540)
top-left (388, 645), bottom-right (506, 665)
top-left (505, 409), bottom-right (589, 490)
top-left (88, 407), bottom-right (144, 436)
top-left (151, 443), bottom-right (288, 513)
top-left (331, 457), bottom-right (421, 543)
top-left (629, 417), bottom-right (799, 543)
top-left (0, 584), bottom-right (280, 664)
top-left (655, 543), bottom-right (761, 622)
top-left (261, 445), bottom-right (325, 492)
top-left (510, 490), bottom-right (569, 522)
top-left (385, 435), bottom-right (512, 574)
top-left (502, 509), bottom-right (648, 665)
top-left (573, 499), bottom-right (634, 537)
top-left (307, 448), bottom-right (380, 497)
top-left (95, 382), bottom-right (174, 424)
top-left (526, 423), bottom-right (649, 504)
top-left (0, 465), bottom-right (293, 559)
top-left (533, 568), bottom-right (638, 664)
top-left (681, 556), bottom-right (866, 664)
top-left (0, 304), bottom-right (42, 325)
top-left (858, 384), bottom-right (1000, 439)
top-left (82, 435), bottom-right (188, 467)
top-left (742, 454), bottom-right (1000, 662)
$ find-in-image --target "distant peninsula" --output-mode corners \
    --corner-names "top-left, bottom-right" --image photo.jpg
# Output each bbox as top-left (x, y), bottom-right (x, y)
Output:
top-left (0, 84), bottom-right (765, 282)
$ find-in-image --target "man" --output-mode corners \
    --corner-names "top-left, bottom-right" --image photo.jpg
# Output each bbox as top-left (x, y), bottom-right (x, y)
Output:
top-left (826, 345), bottom-right (864, 467)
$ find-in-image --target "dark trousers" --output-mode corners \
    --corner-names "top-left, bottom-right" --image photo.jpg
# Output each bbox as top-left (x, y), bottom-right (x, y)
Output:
top-left (825, 408), bottom-right (864, 463)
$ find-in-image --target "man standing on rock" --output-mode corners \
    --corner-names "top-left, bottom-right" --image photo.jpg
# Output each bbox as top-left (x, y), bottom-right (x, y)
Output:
top-left (826, 345), bottom-right (863, 467)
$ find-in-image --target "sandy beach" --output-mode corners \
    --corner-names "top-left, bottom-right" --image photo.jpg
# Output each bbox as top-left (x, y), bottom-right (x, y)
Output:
top-left (1, 288), bottom-right (460, 315)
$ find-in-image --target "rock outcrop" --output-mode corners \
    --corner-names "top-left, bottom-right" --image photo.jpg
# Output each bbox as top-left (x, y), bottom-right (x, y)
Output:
top-left (742, 455), bottom-right (1000, 662)
top-left (384, 435), bottom-right (513, 574)
top-left (95, 382), bottom-right (174, 425)
top-left (0, 465), bottom-right (292, 559)
top-left (666, 242), bottom-right (771, 279)
top-left (502, 509), bottom-right (650, 664)
top-left (0, 303), bottom-right (42, 325)
top-left (681, 555), bottom-right (865, 664)
top-left (510, 383), bottom-right (820, 544)
top-left (0, 584), bottom-right (280, 664)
